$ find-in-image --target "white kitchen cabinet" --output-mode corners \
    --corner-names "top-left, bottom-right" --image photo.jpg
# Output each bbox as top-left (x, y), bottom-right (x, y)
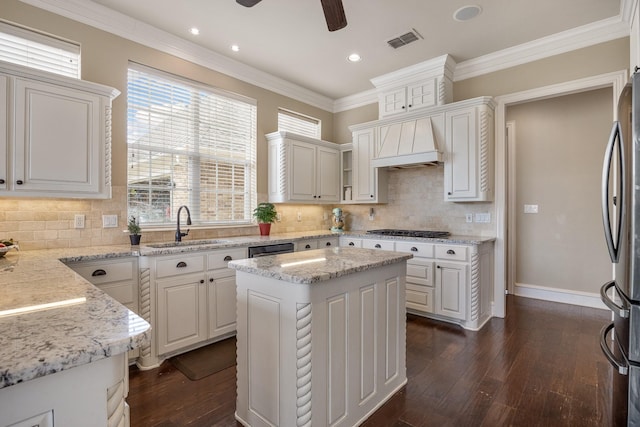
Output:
top-left (435, 261), bottom-right (466, 320)
top-left (206, 247), bottom-right (246, 338)
top-left (339, 236), bottom-right (362, 247)
top-left (377, 79), bottom-right (438, 117)
top-left (340, 143), bottom-right (353, 202)
top-left (352, 127), bottom-right (388, 203)
top-left (444, 98), bottom-right (495, 202)
top-left (362, 238), bottom-right (394, 251)
top-left (0, 60), bottom-right (118, 198)
top-left (395, 241), bottom-right (435, 314)
top-left (296, 236), bottom-right (339, 251)
top-left (267, 131), bottom-right (340, 204)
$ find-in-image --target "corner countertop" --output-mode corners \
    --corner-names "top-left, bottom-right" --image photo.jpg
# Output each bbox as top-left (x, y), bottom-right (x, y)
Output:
top-left (0, 245), bottom-right (149, 389)
top-left (228, 247), bottom-right (412, 284)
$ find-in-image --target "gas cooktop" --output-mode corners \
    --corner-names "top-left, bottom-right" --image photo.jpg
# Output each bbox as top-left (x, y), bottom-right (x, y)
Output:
top-left (366, 229), bottom-right (451, 239)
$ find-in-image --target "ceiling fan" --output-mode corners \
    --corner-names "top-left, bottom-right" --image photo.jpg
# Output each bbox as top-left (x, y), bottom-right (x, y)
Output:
top-left (236, 0), bottom-right (347, 32)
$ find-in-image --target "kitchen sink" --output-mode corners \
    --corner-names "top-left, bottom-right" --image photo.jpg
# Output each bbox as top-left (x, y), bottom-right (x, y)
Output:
top-left (146, 239), bottom-right (231, 248)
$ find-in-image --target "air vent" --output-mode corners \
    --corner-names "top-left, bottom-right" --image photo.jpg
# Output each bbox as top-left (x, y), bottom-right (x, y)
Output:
top-left (386, 29), bottom-right (423, 49)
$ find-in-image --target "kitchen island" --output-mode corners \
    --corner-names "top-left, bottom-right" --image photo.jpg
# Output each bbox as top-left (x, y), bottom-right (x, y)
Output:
top-left (229, 247), bottom-right (412, 427)
top-left (0, 246), bottom-right (150, 427)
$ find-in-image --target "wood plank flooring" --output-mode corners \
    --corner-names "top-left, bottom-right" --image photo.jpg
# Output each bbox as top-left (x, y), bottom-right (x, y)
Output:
top-left (127, 296), bottom-right (614, 426)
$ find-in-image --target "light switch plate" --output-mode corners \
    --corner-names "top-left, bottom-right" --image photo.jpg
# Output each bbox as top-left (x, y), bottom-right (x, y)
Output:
top-left (102, 215), bottom-right (118, 228)
top-left (524, 204), bottom-right (539, 214)
top-left (474, 212), bottom-right (491, 223)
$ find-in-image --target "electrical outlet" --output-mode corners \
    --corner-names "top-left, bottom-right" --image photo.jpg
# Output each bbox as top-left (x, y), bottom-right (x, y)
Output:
top-left (466, 213), bottom-right (473, 223)
top-left (102, 215), bottom-right (118, 228)
top-left (276, 213), bottom-right (282, 222)
top-left (297, 212), bottom-right (302, 222)
top-left (74, 214), bottom-right (85, 229)
top-left (524, 204), bottom-right (539, 214)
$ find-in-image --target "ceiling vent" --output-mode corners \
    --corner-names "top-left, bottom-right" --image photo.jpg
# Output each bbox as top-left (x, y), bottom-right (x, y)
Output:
top-left (386, 29), bottom-right (423, 49)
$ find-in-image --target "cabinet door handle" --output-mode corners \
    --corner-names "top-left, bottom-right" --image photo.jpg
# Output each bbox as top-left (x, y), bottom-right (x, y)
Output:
top-left (91, 269), bottom-right (107, 277)
top-left (375, 244), bottom-right (381, 249)
top-left (411, 247), bottom-right (418, 252)
top-left (305, 244), bottom-right (311, 249)
top-left (326, 242), bottom-right (331, 246)
top-left (348, 242), bottom-right (355, 246)
top-left (16, 180), bottom-right (23, 185)
top-left (224, 255), bottom-right (232, 261)
top-left (176, 261), bottom-right (187, 268)
top-left (0, 179), bottom-right (5, 184)
top-left (446, 249), bottom-right (456, 255)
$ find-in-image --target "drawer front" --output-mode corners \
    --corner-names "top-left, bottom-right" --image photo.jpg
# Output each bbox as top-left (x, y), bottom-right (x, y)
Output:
top-left (406, 284), bottom-right (434, 313)
top-left (97, 282), bottom-right (134, 305)
top-left (395, 241), bottom-right (434, 258)
top-left (406, 259), bottom-right (434, 287)
top-left (298, 240), bottom-right (318, 251)
top-left (208, 247), bottom-right (247, 270)
top-left (70, 259), bottom-right (136, 285)
top-left (362, 239), bottom-right (395, 251)
top-left (317, 237), bottom-right (339, 249)
top-left (340, 237), bottom-right (362, 248)
top-left (156, 254), bottom-right (206, 278)
top-left (435, 244), bottom-right (468, 262)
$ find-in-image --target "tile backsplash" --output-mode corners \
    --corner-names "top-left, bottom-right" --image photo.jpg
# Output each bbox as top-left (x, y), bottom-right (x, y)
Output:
top-left (0, 166), bottom-right (493, 250)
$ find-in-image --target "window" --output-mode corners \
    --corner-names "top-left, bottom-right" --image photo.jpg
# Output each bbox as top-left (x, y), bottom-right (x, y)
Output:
top-left (0, 21), bottom-right (80, 78)
top-left (278, 108), bottom-right (321, 139)
top-left (127, 63), bottom-right (257, 227)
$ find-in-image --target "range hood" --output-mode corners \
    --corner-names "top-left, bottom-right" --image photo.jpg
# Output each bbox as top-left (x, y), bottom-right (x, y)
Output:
top-left (371, 116), bottom-right (443, 168)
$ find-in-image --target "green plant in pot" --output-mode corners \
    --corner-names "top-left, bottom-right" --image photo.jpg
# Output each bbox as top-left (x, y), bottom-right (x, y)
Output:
top-left (253, 203), bottom-right (277, 236)
top-left (127, 216), bottom-right (142, 245)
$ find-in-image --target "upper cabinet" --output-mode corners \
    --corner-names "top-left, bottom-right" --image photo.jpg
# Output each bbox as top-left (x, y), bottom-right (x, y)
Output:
top-left (371, 54), bottom-right (455, 119)
top-left (444, 98), bottom-right (495, 202)
top-left (0, 61), bottom-right (119, 199)
top-left (352, 127), bottom-right (387, 203)
top-left (267, 131), bottom-right (340, 204)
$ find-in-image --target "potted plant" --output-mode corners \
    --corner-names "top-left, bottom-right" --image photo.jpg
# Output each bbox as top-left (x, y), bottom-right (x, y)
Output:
top-left (127, 216), bottom-right (142, 245)
top-left (253, 202), bottom-right (278, 236)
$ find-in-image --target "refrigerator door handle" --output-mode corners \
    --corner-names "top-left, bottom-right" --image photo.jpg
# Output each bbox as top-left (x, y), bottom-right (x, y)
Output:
top-left (600, 281), bottom-right (630, 318)
top-left (600, 322), bottom-right (629, 376)
top-left (601, 121), bottom-right (625, 263)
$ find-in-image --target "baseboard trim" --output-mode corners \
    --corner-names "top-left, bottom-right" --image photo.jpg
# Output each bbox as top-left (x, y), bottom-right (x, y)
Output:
top-left (514, 283), bottom-right (608, 310)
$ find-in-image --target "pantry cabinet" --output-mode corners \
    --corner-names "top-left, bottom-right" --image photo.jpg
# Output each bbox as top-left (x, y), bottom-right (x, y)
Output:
top-left (0, 60), bottom-right (118, 198)
top-left (267, 131), bottom-right (340, 204)
top-left (444, 98), bottom-right (495, 202)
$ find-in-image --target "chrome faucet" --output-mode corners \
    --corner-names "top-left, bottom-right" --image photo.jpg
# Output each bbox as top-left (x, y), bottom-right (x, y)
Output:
top-left (175, 205), bottom-right (192, 242)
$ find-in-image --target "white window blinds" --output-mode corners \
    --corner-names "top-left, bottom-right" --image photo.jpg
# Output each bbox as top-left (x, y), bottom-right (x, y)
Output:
top-left (0, 21), bottom-right (80, 78)
top-left (127, 63), bottom-right (257, 227)
top-left (278, 108), bottom-right (321, 139)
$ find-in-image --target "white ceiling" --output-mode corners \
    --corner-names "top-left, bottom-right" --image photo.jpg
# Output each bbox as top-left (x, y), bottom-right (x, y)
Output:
top-left (29, 0), bottom-right (626, 105)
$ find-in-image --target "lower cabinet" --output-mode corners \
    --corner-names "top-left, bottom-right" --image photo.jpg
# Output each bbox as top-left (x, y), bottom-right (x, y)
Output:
top-left (296, 236), bottom-right (339, 251)
top-left (435, 261), bottom-right (466, 320)
top-left (139, 246), bottom-right (247, 367)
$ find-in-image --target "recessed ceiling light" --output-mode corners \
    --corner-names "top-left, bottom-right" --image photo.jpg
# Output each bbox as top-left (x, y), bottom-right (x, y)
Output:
top-left (231, 44), bottom-right (240, 52)
top-left (189, 27), bottom-right (200, 35)
top-left (347, 53), bottom-right (361, 62)
top-left (453, 5), bottom-right (482, 22)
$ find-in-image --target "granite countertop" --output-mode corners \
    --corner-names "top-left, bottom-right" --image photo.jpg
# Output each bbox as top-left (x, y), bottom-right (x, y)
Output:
top-left (228, 247), bottom-right (412, 284)
top-left (0, 245), bottom-right (149, 389)
top-left (341, 231), bottom-right (496, 245)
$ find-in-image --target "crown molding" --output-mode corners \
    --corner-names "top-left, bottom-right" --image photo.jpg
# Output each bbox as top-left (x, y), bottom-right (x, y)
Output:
top-left (333, 88), bottom-right (377, 113)
top-left (18, 0), bottom-right (335, 111)
top-left (453, 16), bottom-right (629, 82)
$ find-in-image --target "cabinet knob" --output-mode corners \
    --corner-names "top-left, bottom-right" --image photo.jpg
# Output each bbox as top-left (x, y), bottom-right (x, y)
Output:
top-left (447, 192), bottom-right (452, 195)
top-left (374, 244), bottom-right (381, 249)
top-left (16, 180), bottom-right (23, 185)
top-left (91, 269), bottom-right (107, 277)
top-left (411, 247), bottom-right (418, 252)
top-left (176, 261), bottom-right (187, 268)
top-left (313, 195), bottom-right (317, 198)
top-left (209, 278), bottom-right (214, 282)
top-left (348, 242), bottom-right (355, 246)
top-left (305, 244), bottom-right (311, 249)
top-left (446, 249), bottom-right (456, 255)
top-left (401, 105), bottom-right (406, 109)
top-left (408, 104), bottom-right (412, 108)
top-left (0, 179), bottom-right (5, 184)
top-left (224, 255), bottom-right (232, 261)
top-left (326, 242), bottom-right (331, 246)
top-left (437, 265), bottom-right (441, 269)
top-left (318, 195), bottom-right (321, 199)
top-left (370, 195), bottom-right (374, 198)
top-left (200, 279), bottom-right (205, 284)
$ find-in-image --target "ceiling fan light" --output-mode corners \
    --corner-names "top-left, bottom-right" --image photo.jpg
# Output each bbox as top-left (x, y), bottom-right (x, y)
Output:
top-left (453, 5), bottom-right (482, 22)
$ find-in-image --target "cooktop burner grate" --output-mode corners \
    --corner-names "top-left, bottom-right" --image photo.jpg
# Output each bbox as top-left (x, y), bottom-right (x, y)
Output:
top-left (366, 229), bottom-right (451, 239)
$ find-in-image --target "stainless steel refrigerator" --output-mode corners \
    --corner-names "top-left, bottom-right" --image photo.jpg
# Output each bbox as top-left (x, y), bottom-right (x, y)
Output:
top-left (601, 71), bottom-right (640, 426)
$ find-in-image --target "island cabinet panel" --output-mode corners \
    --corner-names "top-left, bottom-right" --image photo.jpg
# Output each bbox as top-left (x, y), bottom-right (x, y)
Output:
top-left (233, 257), bottom-right (407, 427)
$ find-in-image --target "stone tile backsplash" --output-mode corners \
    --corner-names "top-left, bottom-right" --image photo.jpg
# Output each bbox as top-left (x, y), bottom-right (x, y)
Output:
top-left (0, 166), bottom-right (493, 250)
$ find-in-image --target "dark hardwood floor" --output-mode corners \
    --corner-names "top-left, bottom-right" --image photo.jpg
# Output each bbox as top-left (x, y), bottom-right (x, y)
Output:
top-left (128, 296), bottom-right (614, 426)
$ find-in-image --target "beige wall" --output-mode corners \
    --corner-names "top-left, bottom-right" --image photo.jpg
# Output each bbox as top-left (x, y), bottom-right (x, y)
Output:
top-left (507, 88), bottom-right (613, 294)
top-left (0, 0), bottom-right (333, 249)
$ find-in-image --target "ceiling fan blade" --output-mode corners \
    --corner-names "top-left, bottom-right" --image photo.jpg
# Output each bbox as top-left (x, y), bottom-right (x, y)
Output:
top-left (236, 0), bottom-right (262, 7)
top-left (320, 0), bottom-right (347, 32)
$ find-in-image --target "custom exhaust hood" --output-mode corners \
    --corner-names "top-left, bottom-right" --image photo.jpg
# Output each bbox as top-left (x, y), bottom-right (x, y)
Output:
top-left (371, 115), bottom-right (443, 168)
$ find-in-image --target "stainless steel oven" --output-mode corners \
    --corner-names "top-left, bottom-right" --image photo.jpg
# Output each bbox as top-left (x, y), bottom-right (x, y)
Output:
top-left (247, 242), bottom-right (294, 258)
